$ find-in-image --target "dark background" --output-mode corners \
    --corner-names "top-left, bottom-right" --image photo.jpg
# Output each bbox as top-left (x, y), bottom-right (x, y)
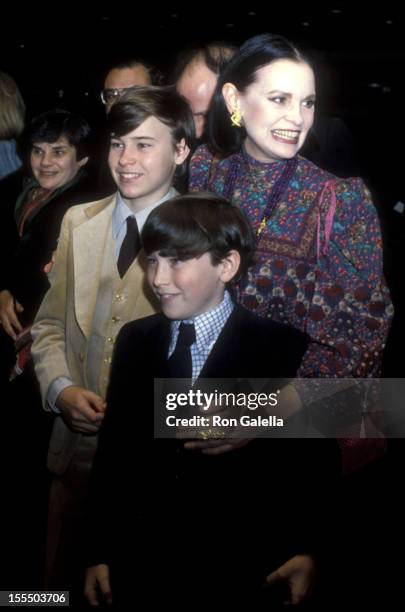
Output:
top-left (1, 5), bottom-right (404, 214)
top-left (1, 5), bottom-right (404, 596)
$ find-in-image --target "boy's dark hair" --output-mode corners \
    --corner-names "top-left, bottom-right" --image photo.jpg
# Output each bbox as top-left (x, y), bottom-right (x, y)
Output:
top-left (107, 85), bottom-right (195, 179)
top-left (142, 192), bottom-right (254, 282)
top-left (22, 109), bottom-right (91, 161)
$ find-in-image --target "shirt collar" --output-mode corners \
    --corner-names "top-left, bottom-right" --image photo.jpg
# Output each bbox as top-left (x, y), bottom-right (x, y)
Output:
top-left (170, 290), bottom-right (234, 352)
top-left (112, 187), bottom-right (177, 239)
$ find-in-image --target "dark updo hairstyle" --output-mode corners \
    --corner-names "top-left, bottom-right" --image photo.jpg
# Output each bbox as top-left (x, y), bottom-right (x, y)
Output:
top-left (208, 33), bottom-right (309, 157)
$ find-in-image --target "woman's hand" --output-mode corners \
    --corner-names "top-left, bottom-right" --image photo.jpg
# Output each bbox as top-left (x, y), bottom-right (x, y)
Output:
top-left (0, 289), bottom-right (24, 340)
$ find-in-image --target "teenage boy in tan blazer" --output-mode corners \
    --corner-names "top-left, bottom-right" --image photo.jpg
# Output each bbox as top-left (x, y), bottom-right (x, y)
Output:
top-left (31, 87), bottom-right (194, 596)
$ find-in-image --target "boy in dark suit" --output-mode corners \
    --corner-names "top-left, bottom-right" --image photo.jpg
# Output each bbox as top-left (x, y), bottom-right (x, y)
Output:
top-left (85, 193), bottom-right (340, 609)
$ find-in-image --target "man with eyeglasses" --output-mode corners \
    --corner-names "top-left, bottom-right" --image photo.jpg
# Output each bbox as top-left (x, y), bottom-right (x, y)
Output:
top-left (101, 59), bottom-right (158, 113)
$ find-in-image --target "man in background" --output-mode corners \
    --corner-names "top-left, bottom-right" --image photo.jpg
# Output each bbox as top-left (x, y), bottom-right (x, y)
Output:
top-left (174, 42), bottom-right (236, 140)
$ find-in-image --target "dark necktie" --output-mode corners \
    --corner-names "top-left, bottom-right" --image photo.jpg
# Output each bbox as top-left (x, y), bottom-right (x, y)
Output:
top-left (166, 322), bottom-right (196, 381)
top-left (117, 216), bottom-right (141, 278)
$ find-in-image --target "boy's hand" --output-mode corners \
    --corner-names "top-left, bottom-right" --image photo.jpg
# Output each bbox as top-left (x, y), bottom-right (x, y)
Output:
top-left (84, 564), bottom-right (112, 606)
top-left (56, 386), bottom-right (106, 433)
top-left (43, 250), bottom-right (56, 274)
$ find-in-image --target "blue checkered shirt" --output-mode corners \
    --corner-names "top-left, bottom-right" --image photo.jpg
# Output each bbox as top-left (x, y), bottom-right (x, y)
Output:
top-left (168, 291), bottom-right (234, 384)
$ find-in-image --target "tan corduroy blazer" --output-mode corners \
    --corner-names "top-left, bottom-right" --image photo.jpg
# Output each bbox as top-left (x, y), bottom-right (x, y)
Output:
top-left (31, 194), bottom-right (158, 474)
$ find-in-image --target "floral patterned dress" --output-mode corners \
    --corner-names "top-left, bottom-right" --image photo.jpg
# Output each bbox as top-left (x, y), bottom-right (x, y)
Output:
top-left (189, 145), bottom-right (393, 380)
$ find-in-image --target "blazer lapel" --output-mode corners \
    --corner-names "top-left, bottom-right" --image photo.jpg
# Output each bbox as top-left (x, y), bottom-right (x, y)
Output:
top-left (72, 196), bottom-right (116, 338)
top-left (198, 308), bottom-right (241, 380)
top-left (117, 249), bottom-right (156, 321)
top-left (150, 318), bottom-right (172, 416)
top-left (155, 318), bottom-right (172, 376)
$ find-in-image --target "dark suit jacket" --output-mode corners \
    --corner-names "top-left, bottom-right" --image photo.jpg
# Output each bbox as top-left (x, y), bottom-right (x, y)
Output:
top-left (88, 306), bottom-right (340, 605)
top-left (0, 169), bottom-right (98, 384)
top-left (0, 169), bottom-right (96, 324)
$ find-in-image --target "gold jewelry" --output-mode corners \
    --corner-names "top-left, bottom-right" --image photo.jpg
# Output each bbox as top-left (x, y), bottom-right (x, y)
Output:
top-left (230, 108), bottom-right (242, 128)
top-left (198, 428), bottom-right (225, 440)
top-left (257, 218), bottom-right (267, 235)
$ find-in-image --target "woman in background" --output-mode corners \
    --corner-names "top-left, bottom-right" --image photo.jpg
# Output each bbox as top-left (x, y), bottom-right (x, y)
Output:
top-left (0, 71), bottom-right (25, 180)
top-left (0, 108), bottom-right (95, 591)
top-left (0, 109), bottom-right (93, 356)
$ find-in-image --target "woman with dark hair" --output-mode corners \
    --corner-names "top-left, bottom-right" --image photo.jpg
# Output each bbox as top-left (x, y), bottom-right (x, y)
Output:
top-left (189, 33), bottom-right (392, 403)
top-left (188, 34), bottom-right (393, 606)
top-left (0, 109), bottom-right (94, 380)
top-left (0, 108), bottom-right (96, 593)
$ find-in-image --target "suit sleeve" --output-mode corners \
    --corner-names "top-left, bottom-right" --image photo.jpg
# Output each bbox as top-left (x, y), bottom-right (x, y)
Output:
top-left (0, 172), bottom-right (23, 292)
top-left (86, 324), bottom-right (145, 567)
top-left (31, 208), bottom-right (72, 409)
top-left (278, 325), bottom-right (309, 378)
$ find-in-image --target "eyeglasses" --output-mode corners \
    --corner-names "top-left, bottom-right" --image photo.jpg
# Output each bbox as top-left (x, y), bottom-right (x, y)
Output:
top-left (100, 86), bottom-right (141, 106)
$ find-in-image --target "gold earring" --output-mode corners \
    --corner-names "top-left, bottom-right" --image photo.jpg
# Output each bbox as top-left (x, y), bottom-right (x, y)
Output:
top-left (230, 108), bottom-right (242, 128)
